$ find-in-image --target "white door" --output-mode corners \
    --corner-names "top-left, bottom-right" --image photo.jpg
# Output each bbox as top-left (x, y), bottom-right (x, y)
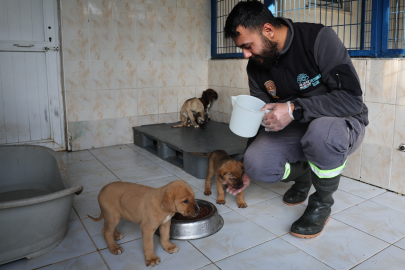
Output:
top-left (0, 0), bottom-right (65, 150)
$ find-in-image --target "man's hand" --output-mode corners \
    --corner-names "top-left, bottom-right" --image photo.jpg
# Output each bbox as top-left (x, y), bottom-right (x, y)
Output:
top-left (261, 102), bottom-right (294, 132)
top-left (224, 173), bottom-right (251, 195)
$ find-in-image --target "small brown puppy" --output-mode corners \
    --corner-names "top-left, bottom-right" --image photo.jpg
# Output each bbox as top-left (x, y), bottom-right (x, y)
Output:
top-left (204, 150), bottom-right (247, 208)
top-left (88, 180), bottom-right (199, 267)
top-left (172, 97), bottom-right (208, 129)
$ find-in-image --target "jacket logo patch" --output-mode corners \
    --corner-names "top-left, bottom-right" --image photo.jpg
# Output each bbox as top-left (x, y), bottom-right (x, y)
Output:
top-left (297, 73), bottom-right (322, 90)
top-left (264, 80), bottom-right (279, 98)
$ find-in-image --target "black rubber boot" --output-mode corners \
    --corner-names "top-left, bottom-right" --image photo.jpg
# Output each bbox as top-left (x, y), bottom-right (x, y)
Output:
top-left (282, 162), bottom-right (312, 205)
top-left (290, 171), bottom-right (340, 238)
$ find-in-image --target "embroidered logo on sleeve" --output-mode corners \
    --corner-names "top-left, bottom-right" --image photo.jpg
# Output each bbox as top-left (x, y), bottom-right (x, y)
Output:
top-left (297, 73), bottom-right (322, 90)
top-left (264, 80), bottom-right (279, 98)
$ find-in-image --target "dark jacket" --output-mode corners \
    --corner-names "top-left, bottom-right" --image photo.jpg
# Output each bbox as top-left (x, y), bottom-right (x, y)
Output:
top-left (247, 18), bottom-right (369, 126)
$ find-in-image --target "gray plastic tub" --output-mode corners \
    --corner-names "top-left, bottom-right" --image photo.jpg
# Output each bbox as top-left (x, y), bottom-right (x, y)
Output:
top-left (0, 145), bottom-right (83, 265)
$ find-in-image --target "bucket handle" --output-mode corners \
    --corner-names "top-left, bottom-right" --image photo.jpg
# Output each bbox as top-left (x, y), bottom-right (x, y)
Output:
top-left (231, 96), bottom-right (237, 107)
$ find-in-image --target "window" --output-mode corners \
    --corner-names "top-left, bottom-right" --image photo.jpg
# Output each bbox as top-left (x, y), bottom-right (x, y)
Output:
top-left (308, 0), bottom-right (351, 12)
top-left (211, 0), bottom-right (405, 58)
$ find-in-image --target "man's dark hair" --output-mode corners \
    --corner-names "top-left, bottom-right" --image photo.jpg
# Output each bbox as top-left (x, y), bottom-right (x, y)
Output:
top-left (224, 0), bottom-right (282, 38)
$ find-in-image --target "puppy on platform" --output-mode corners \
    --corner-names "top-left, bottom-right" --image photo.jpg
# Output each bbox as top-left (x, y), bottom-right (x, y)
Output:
top-left (172, 89), bottom-right (218, 129)
top-left (204, 150), bottom-right (247, 208)
top-left (172, 97), bottom-right (208, 129)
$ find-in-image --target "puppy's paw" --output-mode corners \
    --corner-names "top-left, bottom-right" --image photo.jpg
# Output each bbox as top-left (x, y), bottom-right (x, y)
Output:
top-left (216, 199), bottom-right (226, 205)
top-left (145, 255), bottom-right (160, 266)
top-left (204, 190), bottom-right (211, 195)
top-left (163, 243), bottom-right (179, 254)
top-left (193, 125), bottom-right (200, 128)
top-left (238, 203), bottom-right (248, 208)
top-left (110, 245), bottom-right (124, 255)
top-left (114, 233), bottom-right (124, 241)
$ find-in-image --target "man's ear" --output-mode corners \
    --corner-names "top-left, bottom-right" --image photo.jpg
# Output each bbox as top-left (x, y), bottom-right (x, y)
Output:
top-left (262, 23), bottom-right (275, 39)
top-left (161, 191), bottom-right (176, 213)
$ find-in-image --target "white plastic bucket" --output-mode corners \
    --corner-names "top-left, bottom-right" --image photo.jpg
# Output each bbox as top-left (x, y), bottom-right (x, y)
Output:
top-left (229, 95), bottom-right (267, 138)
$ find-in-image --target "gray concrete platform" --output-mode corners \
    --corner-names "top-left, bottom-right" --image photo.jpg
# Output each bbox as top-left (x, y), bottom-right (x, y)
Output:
top-left (133, 121), bottom-right (247, 179)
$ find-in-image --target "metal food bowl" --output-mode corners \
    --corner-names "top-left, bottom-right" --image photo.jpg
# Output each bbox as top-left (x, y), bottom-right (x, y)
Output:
top-left (168, 199), bottom-right (224, 240)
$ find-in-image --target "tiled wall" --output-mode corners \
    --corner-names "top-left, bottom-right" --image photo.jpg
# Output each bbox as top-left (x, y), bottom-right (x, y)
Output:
top-left (61, 0), bottom-right (211, 150)
top-left (208, 59), bottom-right (250, 123)
top-left (208, 58), bottom-right (405, 195)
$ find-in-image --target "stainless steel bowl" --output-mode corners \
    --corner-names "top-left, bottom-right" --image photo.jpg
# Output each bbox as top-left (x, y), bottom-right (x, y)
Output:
top-left (169, 199), bottom-right (224, 240)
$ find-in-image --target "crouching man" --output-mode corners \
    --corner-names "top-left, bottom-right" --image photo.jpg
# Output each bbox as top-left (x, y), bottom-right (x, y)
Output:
top-left (224, 1), bottom-right (368, 238)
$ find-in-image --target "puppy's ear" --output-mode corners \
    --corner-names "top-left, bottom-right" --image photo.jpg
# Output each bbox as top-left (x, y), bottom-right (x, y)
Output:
top-left (217, 167), bottom-right (227, 179)
top-left (161, 190), bottom-right (177, 213)
top-left (236, 161), bottom-right (244, 169)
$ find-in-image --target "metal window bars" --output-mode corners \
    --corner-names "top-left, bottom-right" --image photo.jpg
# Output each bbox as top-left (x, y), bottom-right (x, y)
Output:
top-left (211, 0), bottom-right (405, 58)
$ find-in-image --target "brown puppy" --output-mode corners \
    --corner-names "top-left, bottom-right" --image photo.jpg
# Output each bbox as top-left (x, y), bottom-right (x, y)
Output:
top-left (204, 150), bottom-right (247, 208)
top-left (88, 180), bottom-right (199, 267)
top-left (172, 97), bottom-right (208, 129)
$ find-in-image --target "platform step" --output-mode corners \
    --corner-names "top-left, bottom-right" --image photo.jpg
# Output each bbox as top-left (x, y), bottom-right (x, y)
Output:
top-left (133, 121), bottom-right (247, 179)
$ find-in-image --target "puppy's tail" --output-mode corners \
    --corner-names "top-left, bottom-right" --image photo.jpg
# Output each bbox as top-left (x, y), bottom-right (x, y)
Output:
top-left (87, 212), bottom-right (104, 222)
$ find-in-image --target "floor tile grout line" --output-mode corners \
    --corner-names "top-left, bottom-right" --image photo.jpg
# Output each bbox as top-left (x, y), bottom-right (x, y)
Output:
top-left (178, 209), bottom-right (282, 265)
top-left (347, 244), bottom-right (394, 270)
top-left (341, 175), bottom-right (405, 198)
top-left (339, 191), bottom-right (405, 217)
top-left (328, 216), bottom-right (395, 245)
top-left (365, 198), bottom-right (405, 214)
top-left (89, 146), bottom-right (175, 183)
top-left (209, 238), bottom-right (277, 265)
top-left (251, 182), bottom-right (291, 196)
top-left (74, 207), bottom-right (111, 270)
top-left (186, 241), bottom-right (216, 269)
top-left (335, 188), bottom-right (375, 200)
top-left (32, 251), bottom-right (102, 270)
top-left (277, 237), bottom-right (336, 270)
top-left (277, 218), bottom-right (393, 270)
top-left (32, 206), bottom-right (98, 269)
top-left (330, 201), bottom-right (368, 217)
top-left (97, 250), bottom-right (111, 270)
top-left (392, 235), bottom-right (405, 246)
top-left (75, 207), bottom-right (100, 251)
top-left (278, 233), bottom-right (387, 270)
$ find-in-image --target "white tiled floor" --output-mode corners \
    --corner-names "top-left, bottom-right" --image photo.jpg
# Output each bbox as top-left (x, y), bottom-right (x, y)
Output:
top-left (2, 144), bottom-right (405, 270)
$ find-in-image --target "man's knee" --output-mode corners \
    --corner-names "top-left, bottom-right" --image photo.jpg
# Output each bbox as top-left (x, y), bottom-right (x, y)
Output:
top-left (301, 117), bottom-right (352, 169)
top-left (243, 147), bottom-right (285, 183)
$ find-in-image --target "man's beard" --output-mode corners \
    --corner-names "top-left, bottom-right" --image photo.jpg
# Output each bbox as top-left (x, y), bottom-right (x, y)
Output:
top-left (250, 34), bottom-right (279, 69)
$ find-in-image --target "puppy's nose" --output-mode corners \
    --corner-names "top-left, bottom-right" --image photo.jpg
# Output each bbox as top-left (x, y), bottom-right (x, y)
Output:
top-left (194, 205), bottom-right (200, 215)
top-left (235, 182), bottom-right (244, 189)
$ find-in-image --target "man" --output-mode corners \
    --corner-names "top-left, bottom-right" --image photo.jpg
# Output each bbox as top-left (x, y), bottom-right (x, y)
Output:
top-left (224, 0), bottom-right (368, 238)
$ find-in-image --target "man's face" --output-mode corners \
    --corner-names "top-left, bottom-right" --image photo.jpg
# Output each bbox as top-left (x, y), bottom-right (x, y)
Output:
top-left (232, 25), bottom-right (279, 69)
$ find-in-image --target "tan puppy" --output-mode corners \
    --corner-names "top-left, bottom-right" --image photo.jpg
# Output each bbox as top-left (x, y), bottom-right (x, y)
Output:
top-left (88, 180), bottom-right (199, 267)
top-left (172, 97), bottom-right (208, 129)
top-left (204, 150), bottom-right (247, 208)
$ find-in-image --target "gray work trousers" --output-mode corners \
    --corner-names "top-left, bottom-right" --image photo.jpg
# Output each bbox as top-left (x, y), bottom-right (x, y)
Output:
top-left (243, 116), bottom-right (366, 183)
